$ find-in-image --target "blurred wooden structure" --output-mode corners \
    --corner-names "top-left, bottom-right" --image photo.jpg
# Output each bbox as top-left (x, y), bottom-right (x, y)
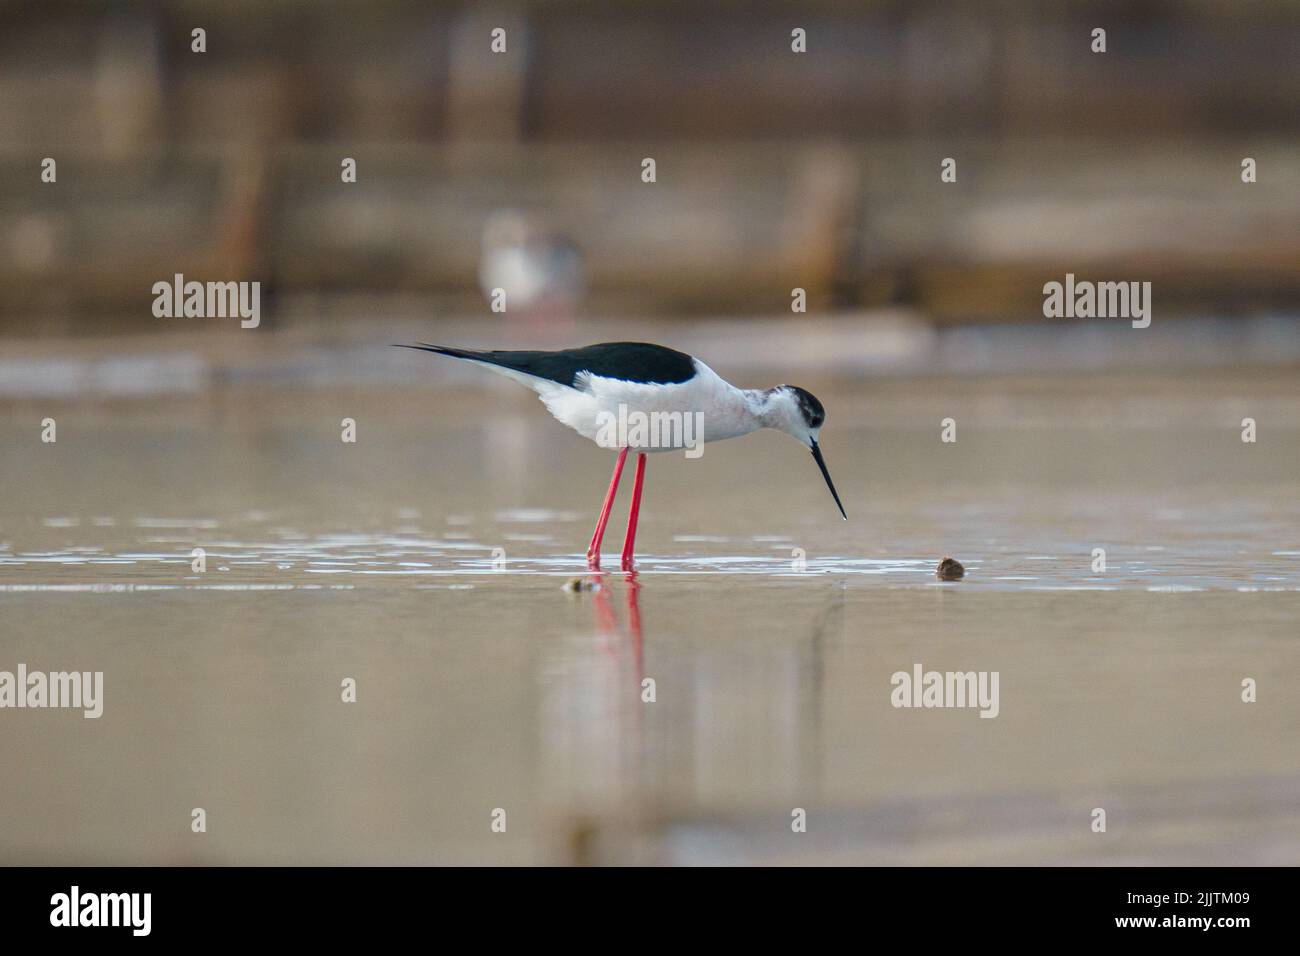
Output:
top-left (0, 0), bottom-right (1297, 324)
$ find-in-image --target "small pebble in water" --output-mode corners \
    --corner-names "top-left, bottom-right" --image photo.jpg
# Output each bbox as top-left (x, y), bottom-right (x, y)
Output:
top-left (563, 577), bottom-right (600, 594)
top-left (936, 556), bottom-right (965, 580)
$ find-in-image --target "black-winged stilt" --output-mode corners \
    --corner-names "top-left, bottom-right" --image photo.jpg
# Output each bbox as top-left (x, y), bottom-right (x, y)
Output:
top-left (399, 341), bottom-right (846, 572)
top-left (478, 210), bottom-right (585, 321)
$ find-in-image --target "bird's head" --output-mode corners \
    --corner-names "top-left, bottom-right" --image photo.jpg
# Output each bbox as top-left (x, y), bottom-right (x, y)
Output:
top-left (761, 385), bottom-right (847, 520)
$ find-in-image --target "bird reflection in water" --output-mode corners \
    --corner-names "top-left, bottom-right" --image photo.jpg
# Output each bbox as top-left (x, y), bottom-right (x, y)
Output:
top-left (589, 572), bottom-right (643, 687)
top-left (539, 572), bottom-right (648, 828)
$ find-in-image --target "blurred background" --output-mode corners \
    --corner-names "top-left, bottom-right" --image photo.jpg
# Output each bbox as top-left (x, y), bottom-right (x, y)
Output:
top-left (2, 2), bottom-right (1299, 865)
top-left (1, 1), bottom-right (1298, 352)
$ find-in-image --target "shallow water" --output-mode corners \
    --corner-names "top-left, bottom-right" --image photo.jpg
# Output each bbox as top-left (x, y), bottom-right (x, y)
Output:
top-left (1, 372), bottom-right (1298, 863)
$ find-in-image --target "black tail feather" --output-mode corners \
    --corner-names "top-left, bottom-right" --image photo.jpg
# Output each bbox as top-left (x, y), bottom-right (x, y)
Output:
top-left (393, 343), bottom-right (488, 361)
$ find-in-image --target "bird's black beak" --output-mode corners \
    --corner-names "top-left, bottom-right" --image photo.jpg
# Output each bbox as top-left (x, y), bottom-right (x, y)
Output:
top-left (810, 440), bottom-right (847, 520)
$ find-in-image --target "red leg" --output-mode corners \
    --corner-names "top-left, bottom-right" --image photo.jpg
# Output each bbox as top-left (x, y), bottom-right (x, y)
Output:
top-left (620, 453), bottom-right (647, 572)
top-left (587, 447), bottom-right (629, 569)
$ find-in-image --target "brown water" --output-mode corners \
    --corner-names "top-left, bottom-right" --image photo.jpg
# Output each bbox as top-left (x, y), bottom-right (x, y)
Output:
top-left (2, 371), bottom-right (1298, 864)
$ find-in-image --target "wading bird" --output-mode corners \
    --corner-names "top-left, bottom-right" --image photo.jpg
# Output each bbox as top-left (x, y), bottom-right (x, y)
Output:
top-left (399, 342), bottom-right (846, 572)
top-left (478, 209), bottom-right (585, 325)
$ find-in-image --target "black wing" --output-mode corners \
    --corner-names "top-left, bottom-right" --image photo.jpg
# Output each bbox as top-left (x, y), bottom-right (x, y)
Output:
top-left (398, 342), bottom-right (698, 387)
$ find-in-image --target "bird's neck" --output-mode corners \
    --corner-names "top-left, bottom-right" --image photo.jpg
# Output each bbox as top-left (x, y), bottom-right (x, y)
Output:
top-left (686, 363), bottom-right (780, 441)
top-left (740, 387), bottom-right (781, 427)
top-left (681, 384), bottom-right (773, 443)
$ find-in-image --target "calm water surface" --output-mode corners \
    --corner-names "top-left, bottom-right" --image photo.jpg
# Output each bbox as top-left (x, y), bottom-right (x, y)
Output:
top-left (2, 373), bottom-right (1298, 863)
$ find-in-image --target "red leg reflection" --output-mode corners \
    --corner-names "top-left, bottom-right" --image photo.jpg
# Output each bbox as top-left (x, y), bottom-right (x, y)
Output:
top-left (619, 453), bottom-right (647, 572)
top-left (590, 574), bottom-right (618, 635)
top-left (587, 447), bottom-right (629, 569)
top-left (624, 574), bottom-right (643, 683)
